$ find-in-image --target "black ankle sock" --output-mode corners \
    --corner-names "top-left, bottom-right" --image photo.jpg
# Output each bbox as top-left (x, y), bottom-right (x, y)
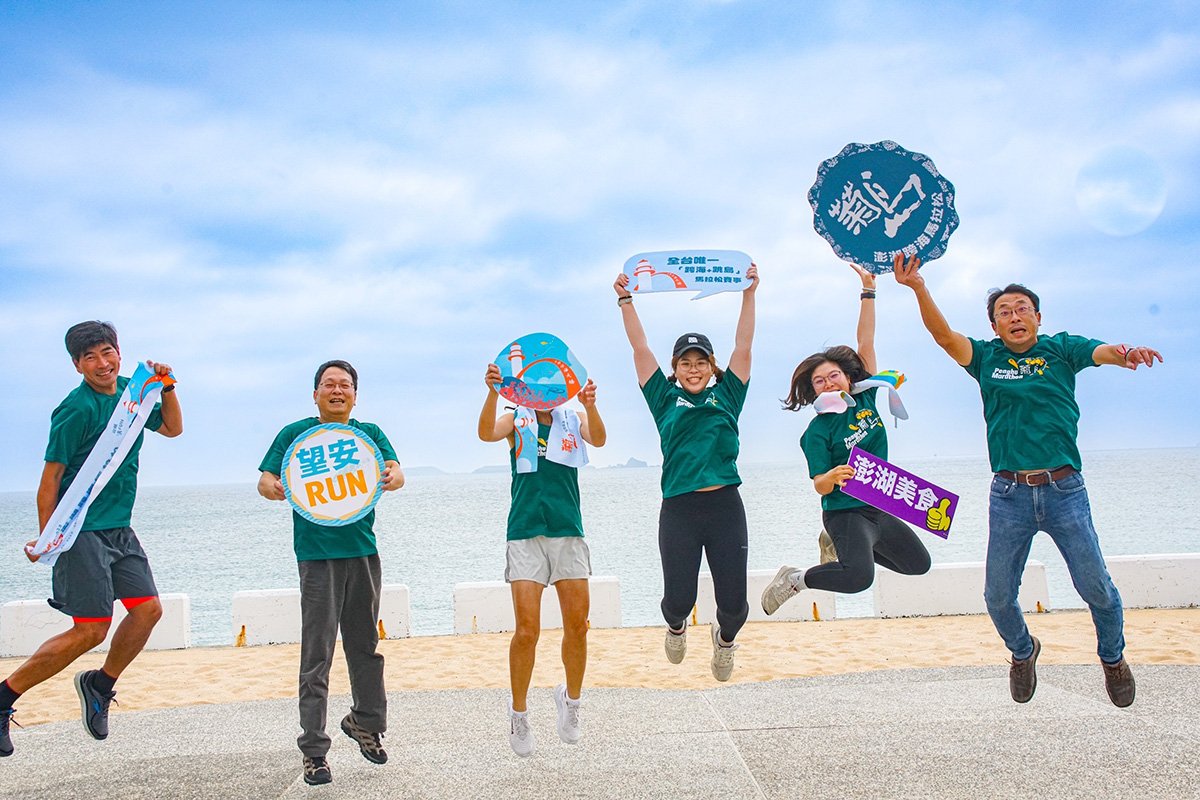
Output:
top-left (0, 680), bottom-right (19, 709)
top-left (91, 669), bottom-right (117, 694)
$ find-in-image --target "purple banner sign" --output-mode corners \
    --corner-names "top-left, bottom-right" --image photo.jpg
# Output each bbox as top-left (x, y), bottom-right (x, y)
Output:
top-left (841, 447), bottom-right (958, 539)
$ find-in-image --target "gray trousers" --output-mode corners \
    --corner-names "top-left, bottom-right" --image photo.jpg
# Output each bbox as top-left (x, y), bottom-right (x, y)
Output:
top-left (297, 554), bottom-right (387, 756)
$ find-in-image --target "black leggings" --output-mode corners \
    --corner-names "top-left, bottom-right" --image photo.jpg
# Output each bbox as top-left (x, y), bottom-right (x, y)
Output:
top-left (658, 485), bottom-right (749, 642)
top-left (805, 506), bottom-right (931, 594)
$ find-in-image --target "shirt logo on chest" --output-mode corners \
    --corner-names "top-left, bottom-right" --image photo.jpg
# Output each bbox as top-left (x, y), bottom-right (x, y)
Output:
top-left (991, 356), bottom-right (1048, 381)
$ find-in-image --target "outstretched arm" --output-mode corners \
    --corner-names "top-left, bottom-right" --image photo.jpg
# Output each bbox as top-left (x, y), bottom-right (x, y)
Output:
top-left (577, 379), bottom-right (607, 447)
top-left (148, 360), bottom-right (183, 437)
top-left (851, 263), bottom-right (878, 375)
top-left (727, 264), bottom-right (758, 380)
top-left (1092, 343), bottom-right (1164, 370)
top-left (614, 274), bottom-right (659, 386)
top-left (892, 253), bottom-right (972, 366)
top-left (478, 363), bottom-right (516, 443)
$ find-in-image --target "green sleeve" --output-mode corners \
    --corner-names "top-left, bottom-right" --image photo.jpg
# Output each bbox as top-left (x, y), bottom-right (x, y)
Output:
top-left (258, 426), bottom-right (295, 475)
top-left (44, 404), bottom-right (89, 464)
top-left (364, 424), bottom-right (399, 463)
top-left (800, 420), bottom-right (833, 479)
top-left (1058, 332), bottom-right (1106, 372)
top-left (717, 368), bottom-right (749, 417)
top-left (640, 369), bottom-right (671, 417)
top-left (963, 338), bottom-right (987, 381)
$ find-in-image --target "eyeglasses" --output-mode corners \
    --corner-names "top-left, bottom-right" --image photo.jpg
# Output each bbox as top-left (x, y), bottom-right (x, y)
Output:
top-left (812, 369), bottom-right (844, 390)
top-left (994, 304), bottom-right (1034, 321)
top-left (319, 381), bottom-right (354, 391)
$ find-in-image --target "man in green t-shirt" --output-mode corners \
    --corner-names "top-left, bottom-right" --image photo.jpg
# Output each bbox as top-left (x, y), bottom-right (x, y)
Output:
top-left (258, 360), bottom-right (403, 786)
top-left (0, 321), bottom-right (182, 758)
top-left (896, 263), bottom-right (1162, 708)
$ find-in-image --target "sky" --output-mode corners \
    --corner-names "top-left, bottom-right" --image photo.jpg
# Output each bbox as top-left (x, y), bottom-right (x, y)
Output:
top-left (1, 0), bottom-right (1197, 491)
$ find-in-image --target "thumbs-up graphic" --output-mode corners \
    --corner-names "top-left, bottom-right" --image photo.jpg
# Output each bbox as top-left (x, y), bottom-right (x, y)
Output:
top-left (926, 498), bottom-right (952, 532)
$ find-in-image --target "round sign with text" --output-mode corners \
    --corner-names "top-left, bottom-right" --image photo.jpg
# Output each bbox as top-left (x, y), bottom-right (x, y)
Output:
top-left (282, 423), bottom-right (386, 526)
top-left (492, 332), bottom-right (587, 410)
top-left (809, 140), bottom-right (959, 274)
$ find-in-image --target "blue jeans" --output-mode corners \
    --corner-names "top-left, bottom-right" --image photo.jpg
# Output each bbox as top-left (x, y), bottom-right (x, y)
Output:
top-left (984, 470), bottom-right (1125, 664)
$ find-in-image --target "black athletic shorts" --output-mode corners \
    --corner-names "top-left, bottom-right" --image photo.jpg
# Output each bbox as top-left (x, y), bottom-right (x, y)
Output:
top-left (49, 526), bottom-right (158, 620)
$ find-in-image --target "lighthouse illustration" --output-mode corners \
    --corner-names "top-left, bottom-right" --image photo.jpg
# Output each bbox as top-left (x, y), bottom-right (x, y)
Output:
top-left (631, 258), bottom-right (686, 292)
top-left (507, 342), bottom-right (525, 377)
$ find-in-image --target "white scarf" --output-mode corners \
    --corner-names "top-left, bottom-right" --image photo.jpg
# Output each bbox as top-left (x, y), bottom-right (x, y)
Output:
top-left (513, 406), bottom-right (588, 474)
top-left (813, 370), bottom-right (908, 422)
top-left (27, 362), bottom-right (174, 566)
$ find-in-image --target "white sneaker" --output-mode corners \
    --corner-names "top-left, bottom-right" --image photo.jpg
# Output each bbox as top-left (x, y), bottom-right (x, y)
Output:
top-left (664, 623), bottom-right (687, 664)
top-left (761, 565), bottom-right (804, 615)
top-left (508, 708), bottom-right (535, 757)
top-left (710, 622), bottom-right (738, 682)
top-left (554, 684), bottom-right (582, 745)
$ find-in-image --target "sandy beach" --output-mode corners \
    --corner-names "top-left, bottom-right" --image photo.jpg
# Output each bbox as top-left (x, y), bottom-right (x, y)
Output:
top-left (2, 607), bottom-right (1196, 728)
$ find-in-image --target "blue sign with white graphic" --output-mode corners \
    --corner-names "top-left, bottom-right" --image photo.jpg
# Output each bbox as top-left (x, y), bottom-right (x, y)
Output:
top-left (622, 250), bottom-right (752, 300)
top-left (809, 141), bottom-right (959, 275)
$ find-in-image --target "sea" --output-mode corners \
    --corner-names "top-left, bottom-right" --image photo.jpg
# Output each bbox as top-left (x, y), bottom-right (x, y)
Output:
top-left (1, 448), bottom-right (1197, 647)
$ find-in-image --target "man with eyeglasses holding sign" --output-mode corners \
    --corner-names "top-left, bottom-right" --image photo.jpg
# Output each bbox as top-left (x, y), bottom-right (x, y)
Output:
top-left (894, 263), bottom-right (1162, 708)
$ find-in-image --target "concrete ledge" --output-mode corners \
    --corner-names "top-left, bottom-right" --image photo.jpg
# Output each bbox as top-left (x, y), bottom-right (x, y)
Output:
top-left (230, 584), bottom-right (412, 646)
top-left (452, 576), bottom-right (621, 633)
top-left (874, 560), bottom-right (1049, 618)
top-left (0, 593), bottom-right (191, 657)
top-left (696, 569), bottom-right (836, 623)
top-left (1107, 554), bottom-right (1200, 608)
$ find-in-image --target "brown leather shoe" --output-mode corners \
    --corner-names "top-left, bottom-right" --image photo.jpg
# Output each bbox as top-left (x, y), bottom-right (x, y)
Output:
top-left (1009, 636), bottom-right (1041, 703)
top-left (1102, 658), bottom-right (1136, 707)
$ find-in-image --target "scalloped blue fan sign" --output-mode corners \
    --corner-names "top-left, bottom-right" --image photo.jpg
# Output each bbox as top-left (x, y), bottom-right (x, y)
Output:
top-left (282, 423), bottom-right (386, 526)
top-left (809, 141), bottom-right (959, 275)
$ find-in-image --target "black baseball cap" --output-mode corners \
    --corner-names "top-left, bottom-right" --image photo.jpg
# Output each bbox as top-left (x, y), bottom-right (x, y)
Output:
top-left (673, 333), bottom-right (714, 358)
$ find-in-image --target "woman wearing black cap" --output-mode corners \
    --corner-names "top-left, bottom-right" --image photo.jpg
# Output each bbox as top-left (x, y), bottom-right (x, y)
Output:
top-left (613, 265), bottom-right (758, 681)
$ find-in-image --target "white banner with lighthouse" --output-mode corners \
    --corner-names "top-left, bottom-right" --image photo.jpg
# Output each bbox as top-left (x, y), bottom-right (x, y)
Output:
top-left (281, 423), bottom-right (386, 526)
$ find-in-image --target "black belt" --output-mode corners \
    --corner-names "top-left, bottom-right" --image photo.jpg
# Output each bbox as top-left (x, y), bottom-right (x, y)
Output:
top-left (996, 466), bottom-right (1076, 486)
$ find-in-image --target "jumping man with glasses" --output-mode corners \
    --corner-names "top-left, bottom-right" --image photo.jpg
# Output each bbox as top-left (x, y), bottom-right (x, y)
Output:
top-left (893, 261), bottom-right (1162, 707)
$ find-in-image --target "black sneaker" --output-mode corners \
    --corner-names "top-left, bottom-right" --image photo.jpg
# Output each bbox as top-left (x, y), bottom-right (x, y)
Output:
top-left (74, 670), bottom-right (116, 740)
top-left (341, 714), bottom-right (387, 764)
top-left (1, 708), bottom-right (17, 757)
top-left (303, 755), bottom-right (333, 785)
top-left (1009, 636), bottom-right (1041, 703)
top-left (1102, 658), bottom-right (1136, 708)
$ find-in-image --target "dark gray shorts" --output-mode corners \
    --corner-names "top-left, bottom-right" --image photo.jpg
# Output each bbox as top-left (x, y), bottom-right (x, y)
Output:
top-left (49, 526), bottom-right (158, 619)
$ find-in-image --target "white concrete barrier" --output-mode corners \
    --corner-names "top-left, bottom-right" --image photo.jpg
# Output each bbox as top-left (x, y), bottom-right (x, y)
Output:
top-left (1107, 554), bottom-right (1200, 608)
top-left (0, 594), bottom-right (191, 658)
top-left (453, 576), bottom-right (622, 634)
top-left (231, 584), bottom-right (411, 646)
top-left (696, 569), bottom-right (836, 624)
top-left (874, 560), bottom-right (1049, 618)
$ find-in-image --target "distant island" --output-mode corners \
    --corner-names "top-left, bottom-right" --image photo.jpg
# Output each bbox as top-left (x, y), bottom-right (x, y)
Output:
top-left (404, 466), bottom-right (447, 477)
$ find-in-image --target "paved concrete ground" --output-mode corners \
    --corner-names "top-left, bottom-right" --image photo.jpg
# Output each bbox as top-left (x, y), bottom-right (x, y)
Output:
top-left (1, 665), bottom-right (1197, 800)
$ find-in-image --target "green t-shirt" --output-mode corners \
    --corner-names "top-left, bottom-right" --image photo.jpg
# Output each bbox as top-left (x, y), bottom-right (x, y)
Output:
top-left (259, 417), bottom-right (399, 562)
top-left (964, 332), bottom-right (1103, 473)
top-left (800, 388), bottom-right (888, 512)
top-left (507, 422), bottom-right (584, 541)
top-left (44, 377), bottom-right (164, 531)
top-left (640, 368), bottom-right (748, 499)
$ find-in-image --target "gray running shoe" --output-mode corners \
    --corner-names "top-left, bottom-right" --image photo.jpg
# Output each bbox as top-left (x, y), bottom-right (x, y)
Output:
top-left (74, 670), bottom-right (115, 740)
top-left (1102, 658), bottom-right (1136, 707)
top-left (818, 529), bottom-right (838, 564)
top-left (341, 713), bottom-right (387, 764)
top-left (1009, 636), bottom-right (1041, 703)
top-left (303, 755), bottom-right (332, 785)
top-left (664, 623), bottom-right (687, 664)
top-left (554, 684), bottom-right (582, 745)
top-left (508, 708), bottom-right (535, 757)
top-left (761, 565), bottom-right (803, 616)
top-left (0, 708), bottom-right (16, 757)
top-left (710, 622), bottom-right (738, 682)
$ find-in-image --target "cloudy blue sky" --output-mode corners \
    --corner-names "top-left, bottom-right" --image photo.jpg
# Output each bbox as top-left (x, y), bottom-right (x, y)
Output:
top-left (1, 0), bottom-right (1196, 490)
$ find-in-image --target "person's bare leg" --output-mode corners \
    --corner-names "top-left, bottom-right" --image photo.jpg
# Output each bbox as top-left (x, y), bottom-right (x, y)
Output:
top-left (100, 599), bottom-right (162, 678)
top-left (554, 579), bottom-right (589, 699)
top-left (509, 581), bottom-right (544, 712)
top-left (4, 622), bottom-right (110, 694)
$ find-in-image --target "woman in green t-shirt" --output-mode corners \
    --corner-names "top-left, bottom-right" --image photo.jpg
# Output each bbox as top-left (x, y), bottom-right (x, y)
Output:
top-left (613, 265), bottom-right (758, 682)
top-left (761, 258), bottom-right (930, 615)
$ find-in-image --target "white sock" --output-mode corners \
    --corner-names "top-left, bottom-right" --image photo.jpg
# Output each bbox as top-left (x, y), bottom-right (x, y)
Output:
top-left (791, 569), bottom-right (808, 591)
